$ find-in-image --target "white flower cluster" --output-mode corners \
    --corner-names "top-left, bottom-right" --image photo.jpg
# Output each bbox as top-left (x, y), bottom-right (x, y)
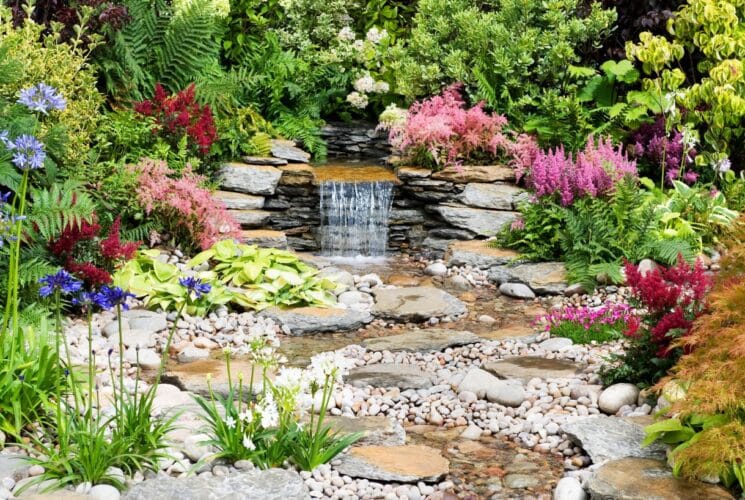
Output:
top-left (347, 72), bottom-right (390, 109)
top-left (714, 157), bottom-right (732, 173)
top-left (346, 91), bottom-right (369, 109)
top-left (365, 27), bottom-right (388, 45)
top-left (337, 26), bottom-right (356, 42)
top-left (378, 103), bottom-right (408, 130)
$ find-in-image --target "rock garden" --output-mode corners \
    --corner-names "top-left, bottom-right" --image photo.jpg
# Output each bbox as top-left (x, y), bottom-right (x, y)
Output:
top-left (1, 1), bottom-right (745, 500)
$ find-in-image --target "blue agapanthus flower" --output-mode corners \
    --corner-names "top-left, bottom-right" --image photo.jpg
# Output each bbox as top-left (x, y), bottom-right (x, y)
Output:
top-left (72, 290), bottom-right (111, 310)
top-left (99, 286), bottom-right (136, 310)
top-left (39, 270), bottom-right (83, 298)
top-left (179, 276), bottom-right (212, 299)
top-left (0, 191), bottom-right (24, 249)
top-left (8, 135), bottom-right (46, 170)
top-left (0, 130), bottom-right (11, 149)
top-left (17, 83), bottom-right (66, 115)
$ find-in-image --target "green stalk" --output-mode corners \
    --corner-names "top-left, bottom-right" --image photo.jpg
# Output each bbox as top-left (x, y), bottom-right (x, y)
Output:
top-left (154, 300), bottom-right (187, 386)
top-left (1, 169), bottom-right (30, 338)
top-left (117, 304), bottom-right (125, 428)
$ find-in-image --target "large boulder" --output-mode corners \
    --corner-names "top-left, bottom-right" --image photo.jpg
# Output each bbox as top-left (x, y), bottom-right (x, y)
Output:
top-left (258, 306), bottom-right (372, 335)
top-left (270, 139), bottom-right (311, 163)
top-left (586, 458), bottom-right (733, 500)
top-left (220, 163), bottom-right (282, 196)
top-left (371, 287), bottom-right (467, 322)
top-left (458, 183), bottom-right (525, 210)
top-left (563, 416), bottom-right (666, 464)
top-left (362, 329), bottom-right (479, 352)
top-left (430, 204), bottom-right (517, 237)
top-left (335, 445), bottom-right (449, 483)
top-left (122, 469), bottom-right (309, 500)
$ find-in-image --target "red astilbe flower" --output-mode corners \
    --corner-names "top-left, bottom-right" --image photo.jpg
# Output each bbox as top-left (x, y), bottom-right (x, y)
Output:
top-left (65, 259), bottom-right (113, 287)
top-left (49, 219), bottom-right (101, 256)
top-left (134, 83), bottom-right (218, 155)
top-left (623, 256), bottom-right (712, 357)
top-left (100, 217), bottom-right (140, 261)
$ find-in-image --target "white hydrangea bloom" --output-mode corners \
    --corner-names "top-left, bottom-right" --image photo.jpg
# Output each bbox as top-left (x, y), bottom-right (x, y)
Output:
top-left (374, 81), bottom-right (390, 93)
top-left (353, 73), bottom-right (377, 93)
top-left (337, 26), bottom-right (356, 42)
top-left (352, 40), bottom-right (365, 52)
top-left (346, 91), bottom-right (369, 109)
top-left (366, 27), bottom-right (387, 44)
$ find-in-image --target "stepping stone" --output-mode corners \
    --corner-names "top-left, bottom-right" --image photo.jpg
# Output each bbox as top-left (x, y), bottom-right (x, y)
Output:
top-left (335, 445), bottom-right (449, 483)
top-left (258, 306), bottom-right (372, 335)
top-left (317, 416), bottom-right (405, 446)
top-left (362, 329), bottom-right (480, 352)
top-left (346, 364), bottom-right (434, 390)
top-left (240, 230), bottom-right (288, 249)
top-left (587, 458), bottom-right (734, 500)
top-left (122, 469), bottom-right (308, 500)
top-left (163, 358), bottom-right (273, 399)
top-left (499, 282), bottom-right (536, 299)
top-left (371, 287), bottom-right (466, 322)
top-left (213, 190), bottom-right (265, 210)
top-left (270, 139), bottom-right (311, 163)
top-left (445, 240), bottom-right (519, 269)
top-left (430, 204), bottom-right (517, 237)
top-left (484, 356), bottom-right (585, 382)
top-left (479, 323), bottom-right (537, 342)
top-left (220, 162), bottom-right (282, 195)
top-left (563, 415), bottom-right (667, 463)
top-left (121, 309), bottom-right (168, 333)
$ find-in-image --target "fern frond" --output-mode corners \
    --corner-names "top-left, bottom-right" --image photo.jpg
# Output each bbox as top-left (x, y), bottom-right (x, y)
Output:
top-left (27, 183), bottom-right (96, 241)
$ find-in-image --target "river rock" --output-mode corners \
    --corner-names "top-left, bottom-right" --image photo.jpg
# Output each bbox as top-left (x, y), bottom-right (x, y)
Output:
top-left (458, 183), bottom-right (524, 210)
top-left (371, 287), bottom-right (466, 322)
top-left (499, 282), bottom-right (536, 299)
top-left (501, 262), bottom-right (568, 295)
top-left (346, 364), bottom-right (434, 390)
top-left (220, 163), bottom-right (282, 196)
top-left (337, 291), bottom-right (374, 308)
top-left (0, 455), bottom-right (28, 482)
top-left (213, 191), bottom-right (265, 210)
top-left (89, 484), bottom-right (120, 500)
top-left (121, 310), bottom-right (168, 333)
top-left (586, 458), bottom-right (733, 500)
top-left (430, 204), bottom-right (517, 237)
top-left (362, 329), bottom-right (479, 352)
top-left (564, 416), bottom-right (666, 463)
top-left (258, 306), bottom-right (372, 335)
top-left (457, 368), bottom-right (525, 406)
top-left (539, 337), bottom-right (573, 352)
top-left (431, 165), bottom-right (515, 183)
top-left (444, 240), bottom-right (519, 269)
top-left (424, 262), bottom-right (448, 277)
top-left (122, 469), bottom-right (309, 500)
top-left (485, 357), bottom-right (585, 382)
top-left (599, 383), bottom-right (641, 415)
top-left (335, 445), bottom-right (449, 483)
top-left (553, 477), bottom-right (586, 500)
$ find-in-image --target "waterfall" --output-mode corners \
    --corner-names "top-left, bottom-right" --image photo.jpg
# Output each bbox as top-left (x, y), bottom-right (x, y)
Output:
top-left (319, 180), bottom-right (394, 257)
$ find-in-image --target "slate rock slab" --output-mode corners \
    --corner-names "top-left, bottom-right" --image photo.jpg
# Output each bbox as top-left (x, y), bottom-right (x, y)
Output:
top-left (213, 191), bottom-right (265, 210)
top-left (484, 356), bottom-right (585, 382)
top-left (270, 139), bottom-right (311, 163)
top-left (346, 364), bottom-right (434, 390)
top-left (563, 415), bottom-right (666, 463)
top-left (362, 329), bottom-right (479, 352)
top-left (220, 163), bottom-right (282, 196)
top-left (319, 416), bottom-right (405, 446)
top-left (371, 287), bottom-right (466, 322)
top-left (587, 458), bottom-right (733, 500)
top-left (430, 204), bottom-right (518, 237)
top-left (458, 182), bottom-right (525, 210)
top-left (258, 306), bottom-right (372, 335)
top-left (444, 240), bottom-right (520, 269)
top-left (335, 445), bottom-right (449, 483)
top-left (504, 262), bottom-right (568, 295)
top-left (122, 469), bottom-right (309, 500)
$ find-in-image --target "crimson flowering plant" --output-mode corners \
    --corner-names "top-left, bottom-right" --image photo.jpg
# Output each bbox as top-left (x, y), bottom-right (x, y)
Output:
top-left (134, 83), bottom-right (218, 157)
top-left (602, 256), bottom-right (712, 387)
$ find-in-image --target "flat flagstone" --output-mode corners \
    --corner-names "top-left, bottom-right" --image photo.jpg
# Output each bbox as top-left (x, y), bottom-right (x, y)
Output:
top-left (316, 415), bottom-right (405, 446)
top-left (163, 358), bottom-right (273, 399)
top-left (335, 445), bottom-right (449, 483)
top-left (478, 323), bottom-right (537, 341)
top-left (445, 240), bottom-right (520, 269)
top-left (587, 458), bottom-right (733, 500)
top-left (346, 364), bottom-right (435, 390)
top-left (220, 162), bottom-right (282, 195)
top-left (258, 306), bottom-right (372, 335)
top-left (430, 204), bottom-right (518, 237)
top-left (213, 190), bottom-right (265, 210)
top-left (484, 356), bottom-right (585, 382)
top-left (563, 415), bottom-right (666, 463)
top-left (371, 287), bottom-right (466, 322)
top-left (362, 329), bottom-right (480, 352)
top-left (431, 165), bottom-right (515, 183)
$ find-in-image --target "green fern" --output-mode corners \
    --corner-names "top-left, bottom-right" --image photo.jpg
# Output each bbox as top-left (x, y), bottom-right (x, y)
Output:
top-left (26, 182), bottom-right (96, 241)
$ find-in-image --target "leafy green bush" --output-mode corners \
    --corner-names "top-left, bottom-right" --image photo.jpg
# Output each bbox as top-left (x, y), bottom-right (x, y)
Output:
top-left (114, 242), bottom-right (338, 314)
top-left (389, 0), bottom-right (616, 128)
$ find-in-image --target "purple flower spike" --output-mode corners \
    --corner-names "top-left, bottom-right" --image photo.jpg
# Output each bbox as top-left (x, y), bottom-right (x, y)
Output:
top-left (17, 83), bottom-right (66, 115)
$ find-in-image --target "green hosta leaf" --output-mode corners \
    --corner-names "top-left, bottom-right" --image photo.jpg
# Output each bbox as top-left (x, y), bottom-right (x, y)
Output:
top-left (152, 260), bottom-right (179, 282)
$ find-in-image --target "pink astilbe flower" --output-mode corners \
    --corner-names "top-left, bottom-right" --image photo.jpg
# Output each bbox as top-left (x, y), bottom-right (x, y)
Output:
top-left (129, 159), bottom-right (240, 250)
top-left (384, 84), bottom-right (527, 168)
top-left (519, 136), bottom-right (637, 206)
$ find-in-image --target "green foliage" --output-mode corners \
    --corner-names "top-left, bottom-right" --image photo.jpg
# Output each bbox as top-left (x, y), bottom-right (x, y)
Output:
top-left (114, 243), bottom-right (339, 314)
top-left (549, 320), bottom-right (625, 345)
top-left (496, 200), bottom-right (565, 261)
top-left (213, 107), bottom-right (274, 160)
top-left (389, 0), bottom-right (616, 128)
top-left (600, 331), bottom-right (676, 388)
top-left (0, 6), bottom-right (103, 168)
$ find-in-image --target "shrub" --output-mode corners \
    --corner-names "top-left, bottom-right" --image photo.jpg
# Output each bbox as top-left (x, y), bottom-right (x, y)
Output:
top-left (128, 159), bottom-right (240, 251)
top-left (0, 7), bottom-right (104, 168)
top-left (601, 256), bottom-right (712, 387)
top-left (383, 84), bottom-right (529, 169)
top-left (514, 136), bottom-right (638, 206)
top-left (540, 303), bottom-right (633, 344)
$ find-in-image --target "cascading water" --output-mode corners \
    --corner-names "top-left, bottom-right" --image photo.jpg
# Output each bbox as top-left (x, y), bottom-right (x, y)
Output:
top-left (319, 179), bottom-right (394, 257)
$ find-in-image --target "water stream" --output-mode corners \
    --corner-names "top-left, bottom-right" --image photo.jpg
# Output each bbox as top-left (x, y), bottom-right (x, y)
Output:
top-left (318, 172), bottom-right (395, 258)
